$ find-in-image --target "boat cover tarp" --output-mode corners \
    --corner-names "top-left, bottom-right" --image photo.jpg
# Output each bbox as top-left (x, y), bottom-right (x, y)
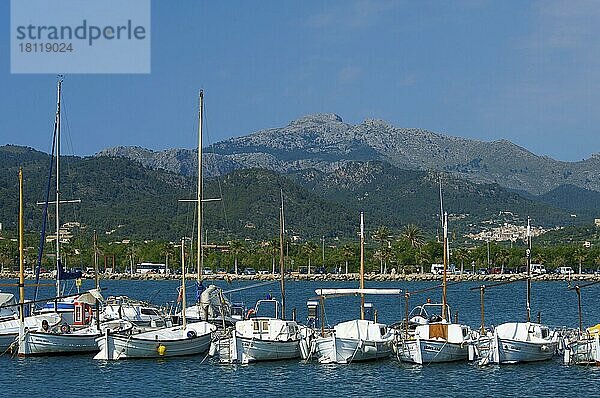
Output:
top-left (429, 324), bottom-right (448, 340)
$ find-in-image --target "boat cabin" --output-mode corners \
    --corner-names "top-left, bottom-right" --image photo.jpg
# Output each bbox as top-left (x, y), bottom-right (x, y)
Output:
top-left (496, 322), bottom-right (552, 342)
top-left (333, 319), bottom-right (391, 342)
top-left (235, 317), bottom-right (300, 341)
top-left (413, 323), bottom-right (471, 344)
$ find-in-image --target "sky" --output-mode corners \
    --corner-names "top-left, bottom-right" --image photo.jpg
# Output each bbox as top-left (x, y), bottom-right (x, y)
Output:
top-left (1, 0), bottom-right (599, 161)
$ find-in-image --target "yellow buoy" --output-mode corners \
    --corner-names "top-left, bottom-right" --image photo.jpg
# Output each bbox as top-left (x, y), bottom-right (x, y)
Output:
top-left (157, 344), bottom-right (167, 356)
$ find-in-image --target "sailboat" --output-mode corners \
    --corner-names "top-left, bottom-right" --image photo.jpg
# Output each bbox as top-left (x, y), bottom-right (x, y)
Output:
top-left (28, 77), bottom-right (84, 325)
top-left (395, 213), bottom-right (476, 364)
top-left (475, 217), bottom-right (558, 365)
top-left (174, 90), bottom-right (235, 327)
top-left (0, 168), bottom-right (62, 352)
top-left (212, 190), bottom-right (310, 364)
top-left (310, 212), bottom-right (398, 364)
top-left (94, 237), bottom-right (216, 360)
top-left (94, 92), bottom-right (217, 360)
top-left (561, 282), bottom-right (600, 365)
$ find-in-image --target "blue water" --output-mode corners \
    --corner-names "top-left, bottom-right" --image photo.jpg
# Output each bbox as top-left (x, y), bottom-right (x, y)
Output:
top-left (2, 278), bottom-right (600, 397)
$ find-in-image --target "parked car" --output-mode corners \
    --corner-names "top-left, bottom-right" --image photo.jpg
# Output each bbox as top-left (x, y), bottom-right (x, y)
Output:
top-left (243, 268), bottom-right (257, 275)
top-left (315, 266), bottom-right (327, 274)
top-left (202, 267), bottom-right (213, 275)
top-left (476, 268), bottom-right (488, 275)
top-left (489, 267), bottom-right (503, 275)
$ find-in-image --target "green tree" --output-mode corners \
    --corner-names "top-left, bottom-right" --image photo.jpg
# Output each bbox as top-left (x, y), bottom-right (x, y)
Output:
top-left (301, 241), bottom-right (318, 274)
top-left (228, 240), bottom-right (245, 275)
top-left (495, 248), bottom-right (510, 274)
top-left (372, 226), bottom-right (393, 274)
top-left (401, 224), bottom-right (425, 249)
top-left (453, 247), bottom-right (470, 275)
top-left (574, 247), bottom-right (587, 274)
top-left (340, 244), bottom-right (355, 274)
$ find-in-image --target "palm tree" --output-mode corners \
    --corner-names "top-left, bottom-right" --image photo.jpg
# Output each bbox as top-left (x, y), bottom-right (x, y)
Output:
top-left (574, 247), bottom-right (587, 274)
top-left (0, 244), bottom-right (13, 273)
top-left (228, 240), bottom-right (245, 275)
top-left (340, 244), bottom-right (355, 274)
top-left (415, 248), bottom-right (430, 274)
top-left (266, 238), bottom-right (279, 274)
top-left (160, 242), bottom-right (175, 274)
top-left (125, 243), bottom-right (137, 275)
top-left (401, 224), bottom-right (425, 249)
top-left (372, 226), bottom-right (393, 274)
top-left (301, 241), bottom-right (318, 274)
top-left (453, 247), bottom-right (469, 275)
top-left (532, 252), bottom-right (546, 266)
top-left (495, 248), bottom-right (509, 274)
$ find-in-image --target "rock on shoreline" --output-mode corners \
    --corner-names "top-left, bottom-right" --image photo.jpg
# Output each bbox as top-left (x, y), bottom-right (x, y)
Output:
top-left (3, 272), bottom-right (597, 283)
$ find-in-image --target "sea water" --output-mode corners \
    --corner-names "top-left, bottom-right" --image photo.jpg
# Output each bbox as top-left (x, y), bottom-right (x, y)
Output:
top-left (2, 278), bottom-right (599, 397)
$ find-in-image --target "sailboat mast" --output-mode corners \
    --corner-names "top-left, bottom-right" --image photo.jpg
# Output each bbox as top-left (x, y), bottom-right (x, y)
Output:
top-left (279, 189), bottom-right (286, 320)
top-left (360, 212), bottom-right (365, 320)
top-left (442, 212), bottom-right (448, 320)
top-left (197, 90), bottom-right (204, 282)
top-left (181, 238), bottom-right (187, 328)
top-left (54, 77), bottom-right (62, 298)
top-left (526, 216), bottom-right (531, 322)
top-left (19, 168), bottom-right (25, 322)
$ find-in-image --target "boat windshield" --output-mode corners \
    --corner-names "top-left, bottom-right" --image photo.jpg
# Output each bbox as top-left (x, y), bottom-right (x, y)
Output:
top-left (408, 303), bottom-right (452, 321)
top-left (255, 299), bottom-right (279, 319)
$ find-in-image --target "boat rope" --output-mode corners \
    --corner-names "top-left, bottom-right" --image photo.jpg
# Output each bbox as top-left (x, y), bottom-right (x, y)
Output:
top-left (424, 340), bottom-right (448, 367)
top-left (348, 338), bottom-right (363, 364)
top-left (2, 339), bottom-right (17, 358)
top-left (114, 333), bottom-right (134, 360)
top-left (33, 123), bottom-right (57, 303)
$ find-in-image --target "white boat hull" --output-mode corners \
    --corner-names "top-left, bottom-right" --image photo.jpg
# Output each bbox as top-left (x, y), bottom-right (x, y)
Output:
top-left (398, 338), bottom-right (468, 364)
top-left (313, 334), bottom-right (391, 364)
top-left (494, 338), bottom-right (557, 363)
top-left (217, 334), bottom-right (301, 364)
top-left (564, 334), bottom-right (600, 365)
top-left (0, 333), bottom-right (17, 351)
top-left (94, 322), bottom-right (215, 360)
top-left (19, 330), bottom-right (99, 356)
top-left (0, 313), bottom-right (62, 351)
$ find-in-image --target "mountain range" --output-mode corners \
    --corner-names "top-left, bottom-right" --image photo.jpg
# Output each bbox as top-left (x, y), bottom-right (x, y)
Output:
top-left (2, 114), bottom-right (600, 242)
top-left (99, 113), bottom-right (600, 196)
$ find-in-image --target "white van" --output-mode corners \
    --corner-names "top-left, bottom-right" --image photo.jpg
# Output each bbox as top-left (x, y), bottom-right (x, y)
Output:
top-left (430, 264), bottom-right (455, 275)
top-left (530, 264), bottom-right (546, 275)
top-left (558, 266), bottom-right (575, 275)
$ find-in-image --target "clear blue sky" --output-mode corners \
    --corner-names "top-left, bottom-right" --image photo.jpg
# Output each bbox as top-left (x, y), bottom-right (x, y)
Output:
top-left (1, 0), bottom-right (599, 161)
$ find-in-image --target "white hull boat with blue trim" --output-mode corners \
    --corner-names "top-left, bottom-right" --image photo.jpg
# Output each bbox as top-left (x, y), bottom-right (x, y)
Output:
top-left (394, 304), bottom-right (476, 364)
top-left (94, 321), bottom-right (216, 360)
top-left (214, 317), bottom-right (309, 364)
top-left (476, 322), bottom-right (558, 364)
top-left (312, 319), bottom-right (393, 364)
top-left (396, 323), bottom-right (473, 364)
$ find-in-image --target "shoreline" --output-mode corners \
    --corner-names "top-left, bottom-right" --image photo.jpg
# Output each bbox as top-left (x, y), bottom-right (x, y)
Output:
top-left (4, 272), bottom-right (598, 283)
